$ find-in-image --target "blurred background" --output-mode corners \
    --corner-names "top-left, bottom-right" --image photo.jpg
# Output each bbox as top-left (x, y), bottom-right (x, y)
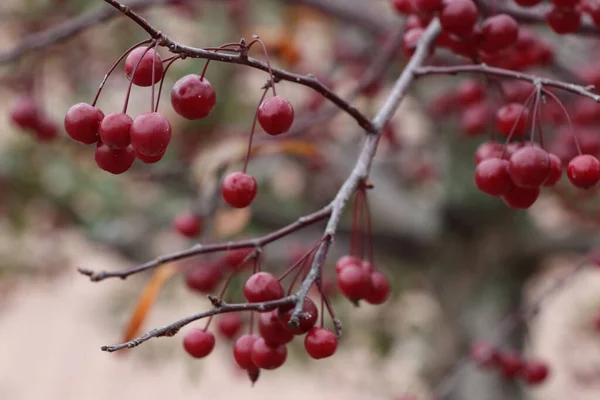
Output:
top-left (1, 0), bottom-right (600, 399)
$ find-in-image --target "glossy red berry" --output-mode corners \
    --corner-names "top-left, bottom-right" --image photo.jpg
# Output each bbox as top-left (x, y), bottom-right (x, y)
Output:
top-left (243, 272), bottom-right (284, 303)
top-left (173, 211), bottom-right (202, 237)
top-left (217, 314), bottom-right (243, 340)
top-left (567, 154), bottom-right (600, 189)
top-left (337, 264), bottom-right (371, 301)
top-left (233, 334), bottom-right (259, 370)
top-left (475, 158), bottom-right (513, 197)
top-left (277, 297), bottom-right (318, 335)
top-left (170, 74), bottom-right (216, 120)
top-left (124, 47), bottom-right (163, 87)
top-left (508, 147), bottom-right (551, 188)
top-left (364, 271), bottom-right (391, 304)
top-left (258, 310), bottom-right (294, 346)
top-left (457, 80), bottom-right (485, 105)
top-left (64, 103), bottom-right (104, 144)
top-left (251, 337), bottom-right (287, 370)
top-left (135, 148), bottom-right (165, 164)
top-left (182, 329), bottom-right (215, 358)
top-left (94, 142), bottom-right (136, 174)
top-left (221, 172), bottom-right (258, 208)
top-left (469, 342), bottom-right (500, 368)
top-left (130, 112), bottom-right (172, 156)
top-left (439, 0), bottom-right (479, 37)
top-left (257, 96), bottom-right (294, 136)
top-left (10, 95), bottom-right (40, 130)
top-left (496, 103), bottom-right (529, 137)
top-left (335, 255), bottom-right (361, 273)
top-left (521, 360), bottom-right (550, 385)
top-left (543, 154), bottom-right (562, 187)
top-left (304, 327), bottom-right (338, 359)
top-left (184, 262), bottom-right (223, 294)
top-left (479, 14), bottom-right (519, 54)
top-left (546, 6), bottom-right (581, 34)
top-left (499, 351), bottom-right (523, 379)
top-left (502, 185), bottom-right (540, 209)
top-left (98, 112), bottom-right (132, 149)
top-left (475, 141), bottom-right (504, 165)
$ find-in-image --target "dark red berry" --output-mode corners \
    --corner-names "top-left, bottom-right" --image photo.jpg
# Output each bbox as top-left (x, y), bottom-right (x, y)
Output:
top-left (508, 147), bottom-right (551, 188)
top-left (496, 103), bottom-right (529, 137)
top-left (475, 141), bottom-right (504, 164)
top-left (277, 297), bottom-right (318, 335)
top-left (469, 342), bottom-right (500, 368)
top-left (182, 329), bottom-right (215, 358)
top-left (64, 103), bottom-right (104, 144)
top-left (337, 265), bottom-right (371, 301)
top-left (233, 334), bottom-right (259, 370)
top-left (184, 262), bottom-right (223, 294)
top-left (499, 351), bottom-right (523, 379)
top-left (258, 310), bottom-right (294, 346)
top-left (217, 314), bottom-right (243, 340)
top-left (479, 14), bottom-right (519, 54)
top-left (546, 6), bottom-right (581, 34)
top-left (124, 47), bottom-right (163, 87)
top-left (257, 96), bottom-right (295, 136)
top-left (94, 142), bottom-right (136, 174)
top-left (457, 80), bottom-right (485, 105)
top-left (364, 271), bottom-right (391, 304)
top-left (460, 103), bottom-right (491, 136)
top-left (251, 337), bottom-right (287, 370)
top-left (304, 327), bottom-right (338, 359)
top-left (173, 211), bottom-right (202, 237)
top-left (514, 0), bottom-right (542, 6)
top-left (34, 117), bottom-right (59, 142)
top-left (521, 360), bottom-right (550, 385)
top-left (392, 0), bottom-right (415, 14)
top-left (224, 248), bottom-right (253, 270)
top-left (335, 255), bottom-right (360, 273)
top-left (502, 185), bottom-right (540, 209)
top-left (135, 148), bottom-right (165, 164)
top-left (439, 0), bottom-right (479, 37)
top-left (130, 112), bottom-right (172, 156)
top-left (10, 95), bottom-right (40, 130)
top-left (543, 154), bottom-right (562, 187)
top-left (221, 172), bottom-right (258, 208)
top-left (551, 0), bottom-right (580, 8)
top-left (99, 112), bottom-right (132, 149)
top-left (567, 154), bottom-right (600, 189)
top-left (475, 158), bottom-right (513, 197)
top-left (413, 0), bottom-right (442, 13)
top-left (170, 74), bottom-right (216, 120)
top-left (243, 272), bottom-right (284, 303)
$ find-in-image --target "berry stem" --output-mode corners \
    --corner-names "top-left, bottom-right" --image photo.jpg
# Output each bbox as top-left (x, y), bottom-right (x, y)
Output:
top-left (151, 42), bottom-right (157, 111)
top-left (528, 87), bottom-right (541, 145)
top-left (200, 43), bottom-right (246, 81)
top-left (248, 38), bottom-right (277, 97)
top-left (500, 89), bottom-right (536, 159)
top-left (122, 41), bottom-right (156, 114)
top-left (362, 187), bottom-right (374, 264)
top-left (542, 88), bottom-right (583, 155)
top-left (92, 39), bottom-right (151, 107)
top-left (243, 87), bottom-right (269, 174)
top-left (154, 56), bottom-right (181, 112)
top-left (278, 246), bottom-right (318, 281)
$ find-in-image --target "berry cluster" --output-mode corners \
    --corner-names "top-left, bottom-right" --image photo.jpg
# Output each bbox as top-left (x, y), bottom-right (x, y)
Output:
top-left (10, 95), bottom-right (59, 142)
top-left (335, 256), bottom-right (390, 304)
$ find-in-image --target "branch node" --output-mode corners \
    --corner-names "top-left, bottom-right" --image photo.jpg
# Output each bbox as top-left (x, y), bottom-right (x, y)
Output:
top-left (208, 295), bottom-right (223, 307)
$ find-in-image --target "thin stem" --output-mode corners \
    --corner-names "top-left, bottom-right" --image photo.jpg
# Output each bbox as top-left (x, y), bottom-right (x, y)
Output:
top-left (154, 56), bottom-right (180, 112)
top-left (200, 43), bottom-right (244, 80)
top-left (243, 87), bottom-right (269, 174)
top-left (122, 41), bottom-right (156, 114)
top-left (248, 38), bottom-right (277, 97)
top-left (529, 87), bottom-right (541, 145)
top-left (151, 43), bottom-right (157, 111)
top-left (542, 88), bottom-right (583, 155)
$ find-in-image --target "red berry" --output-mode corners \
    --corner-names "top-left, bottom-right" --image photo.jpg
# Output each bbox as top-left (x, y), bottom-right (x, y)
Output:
top-left (514, 0), bottom-right (542, 6)
top-left (34, 117), bottom-right (59, 142)
top-left (499, 351), bottom-right (523, 379)
top-left (475, 158), bottom-right (514, 197)
top-left (457, 80), bottom-right (485, 105)
top-left (304, 327), bottom-right (338, 359)
top-left (546, 6), bottom-right (581, 34)
top-left (243, 272), bottom-right (284, 303)
top-left (277, 297), bottom-right (318, 335)
top-left (217, 314), bottom-right (243, 340)
top-left (99, 112), bottom-right (132, 149)
top-left (502, 185), bottom-right (540, 209)
top-left (439, 0), bottom-right (479, 37)
top-left (64, 103), bottom-right (104, 144)
top-left (475, 141), bottom-right (504, 164)
top-left (257, 96), bottom-right (295, 136)
top-left (135, 148), bottom-right (165, 164)
top-left (221, 172), bottom-right (258, 208)
top-left (173, 211), bottom-right (202, 237)
top-left (337, 265), bottom-right (371, 301)
top-left (392, 0), bottom-right (415, 14)
top-left (182, 329), bottom-right (215, 358)
top-left (364, 271), bottom-right (391, 304)
top-left (567, 154), bottom-right (600, 189)
top-left (521, 360), bottom-right (550, 385)
top-left (496, 103), bottom-right (529, 137)
top-left (184, 262), bottom-right (223, 294)
top-left (170, 75), bottom-right (216, 120)
top-left (224, 248), bottom-right (253, 270)
top-left (479, 14), bottom-right (519, 54)
top-left (508, 147), bottom-right (551, 188)
top-left (130, 112), bottom-right (172, 156)
top-left (551, 0), bottom-right (580, 8)
top-left (124, 47), bottom-right (163, 87)
top-left (251, 337), bottom-right (287, 370)
top-left (469, 342), bottom-right (500, 368)
top-left (233, 334), bottom-right (259, 370)
top-left (402, 28), bottom-right (425, 57)
top-left (10, 95), bottom-right (40, 130)
top-left (543, 154), bottom-right (562, 187)
top-left (94, 142), bottom-right (136, 174)
top-left (413, 0), bottom-right (443, 13)
top-left (335, 255), bottom-right (361, 273)
top-left (460, 103), bottom-right (491, 136)
top-left (258, 310), bottom-right (294, 346)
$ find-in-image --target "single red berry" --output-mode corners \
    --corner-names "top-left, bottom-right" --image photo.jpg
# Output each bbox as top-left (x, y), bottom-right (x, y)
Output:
top-left (10, 95), bottom-right (40, 130)
top-left (124, 47), bottom-right (163, 87)
top-left (94, 142), bottom-right (136, 174)
top-left (496, 103), bottom-right (529, 137)
top-left (508, 147), bottom-right (551, 188)
top-left (335, 255), bottom-right (361, 274)
top-left (439, 0), bottom-right (479, 37)
top-left (173, 211), bottom-right (202, 238)
top-left (251, 337), bottom-right (287, 370)
top-left (364, 271), bottom-right (391, 304)
top-left (475, 141), bottom-right (504, 165)
top-left (130, 112), bottom-right (172, 156)
top-left (392, 0), bottom-right (415, 14)
top-left (543, 154), bottom-right (562, 187)
top-left (277, 297), bottom-right (318, 335)
top-left (221, 172), bottom-right (258, 208)
top-left (182, 329), bottom-right (215, 358)
top-left (243, 272), bottom-right (285, 303)
top-left (460, 103), bottom-right (491, 136)
top-left (135, 148), bottom-right (165, 164)
top-left (457, 80), bottom-right (485, 105)
top-left (520, 360), bottom-right (550, 385)
top-left (498, 351), bottom-right (523, 379)
top-left (217, 314), bottom-right (243, 340)
top-left (337, 265), bottom-right (371, 301)
top-left (224, 248), bottom-right (253, 270)
top-left (546, 6), bottom-right (581, 34)
top-left (304, 327), bottom-right (338, 359)
top-left (170, 74), bottom-right (216, 120)
top-left (402, 28), bottom-right (425, 57)
top-left (567, 154), bottom-right (600, 189)
top-left (184, 262), bottom-right (223, 294)
top-left (34, 116), bottom-right (59, 142)
top-left (475, 158), bottom-right (514, 197)
top-left (258, 310), bottom-right (294, 346)
top-left (64, 103), bottom-right (104, 144)
top-left (257, 96), bottom-right (295, 136)
top-left (469, 342), bottom-right (500, 368)
top-left (98, 112), bottom-right (132, 149)
top-left (479, 14), bottom-right (519, 54)
top-left (233, 334), bottom-right (259, 370)
top-left (502, 185), bottom-right (540, 209)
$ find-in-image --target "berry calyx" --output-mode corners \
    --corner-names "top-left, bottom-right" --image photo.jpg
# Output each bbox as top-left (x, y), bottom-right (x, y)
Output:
top-left (233, 334), bottom-right (259, 370)
top-left (364, 271), bottom-right (391, 304)
top-left (217, 314), bottom-right (243, 340)
top-left (94, 142), bottom-right (136, 174)
top-left (277, 297), bottom-right (318, 334)
top-left (258, 310), bottom-right (294, 346)
top-left (173, 211), bottom-right (202, 238)
top-left (567, 154), bottom-right (600, 189)
top-left (439, 0), bottom-right (479, 37)
top-left (221, 172), bottom-right (258, 208)
top-left (475, 158), bottom-right (513, 197)
top-left (182, 329), bottom-right (215, 358)
top-left (170, 74), bottom-right (217, 120)
top-left (124, 47), bottom-right (164, 87)
top-left (508, 146), bottom-right (551, 188)
top-left (98, 112), bottom-right (132, 149)
top-left (337, 264), bottom-right (371, 301)
top-left (304, 327), bottom-right (338, 359)
top-left (251, 337), bottom-right (287, 370)
top-left (257, 96), bottom-right (295, 136)
top-left (130, 112), bottom-right (172, 156)
top-left (64, 103), bottom-right (104, 144)
top-left (496, 103), bottom-right (529, 137)
top-left (243, 272), bottom-right (285, 303)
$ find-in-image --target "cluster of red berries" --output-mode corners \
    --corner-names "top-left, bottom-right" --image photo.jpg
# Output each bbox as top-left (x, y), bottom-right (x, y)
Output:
top-left (470, 342), bottom-right (550, 385)
top-left (9, 95), bottom-right (59, 142)
top-left (335, 255), bottom-right (390, 304)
